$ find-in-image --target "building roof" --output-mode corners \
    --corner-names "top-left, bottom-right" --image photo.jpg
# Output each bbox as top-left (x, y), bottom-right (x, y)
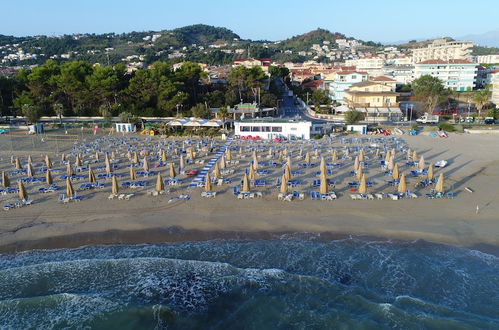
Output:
top-left (346, 91), bottom-right (399, 96)
top-left (369, 76), bottom-right (396, 82)
top-left (337, 71), bottom-right (368, 75)
top-left (301, 79), bottom-right (323, 89)
top-left (417, 59), bottom-right (475, 65)
top-left (349, 81), bottom-right (381, 88)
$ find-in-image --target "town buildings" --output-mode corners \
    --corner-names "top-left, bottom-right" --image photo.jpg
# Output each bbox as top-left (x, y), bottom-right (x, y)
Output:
top-left (491, 71), bottom-right (499, 105)
top-left (343, 81), bottom-right (399, 108)
top-left (325, 71), bottom-right (368, 103)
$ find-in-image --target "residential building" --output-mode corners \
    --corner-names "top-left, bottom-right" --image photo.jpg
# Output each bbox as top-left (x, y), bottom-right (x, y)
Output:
top-left (491, 71), bottom-right (499, 105)
top-left (382, 65), bottom-right (415, 85)
top-left (344, 81), bottom-right (399, 108)
top-left (368, 76), bottom-right (397, 91)
top-left (412, 38), bottom-right (473, 62)
top-left (235, 118), bottom-right (312, 140)
top-left (326, 71), bottom-right (368, 103)
top-left (414, 59), bottom-right (477, 91)
top-left (475, 54), bottom-right (499, 64)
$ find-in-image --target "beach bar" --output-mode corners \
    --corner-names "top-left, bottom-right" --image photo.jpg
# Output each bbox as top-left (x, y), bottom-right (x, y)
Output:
top-left (234, 118), bottom-right (312, 140)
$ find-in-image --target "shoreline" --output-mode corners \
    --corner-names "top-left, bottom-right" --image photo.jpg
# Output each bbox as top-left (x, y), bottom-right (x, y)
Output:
top-left (2, 226), bottom-right (499, 257)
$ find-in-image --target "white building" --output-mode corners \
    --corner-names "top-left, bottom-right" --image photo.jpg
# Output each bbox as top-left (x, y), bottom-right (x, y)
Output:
top-left (414, 60), bottom-right (477, 91)
top-left (412, 38), bottom-right (473, 63)
top-left (491, 71), bottom-right (499, 105)
top-left (475, 54), bottom-right (499, 64)
top-left (235, 119), bottom-right (312, 140)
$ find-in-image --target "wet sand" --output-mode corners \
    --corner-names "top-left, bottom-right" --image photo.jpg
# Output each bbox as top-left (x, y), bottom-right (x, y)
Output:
top-left (1, 133), bottom-right (499, 255)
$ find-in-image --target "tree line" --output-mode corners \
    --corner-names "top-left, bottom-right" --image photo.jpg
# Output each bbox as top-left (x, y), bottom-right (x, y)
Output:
top-left (0, 60), bottom-right (285, 122)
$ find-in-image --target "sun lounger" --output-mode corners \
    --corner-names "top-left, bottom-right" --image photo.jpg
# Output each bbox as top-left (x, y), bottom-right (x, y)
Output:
top-left (299, 193), bottom-right (305, 200)
top-left (375, 193), bottom-right (384, 200)
top-left (125, 194), bottom-right (134, 200)
top-left (118, 194), bottom-right (126, 200)
top-left (3, 203), bottom-right (14, 211)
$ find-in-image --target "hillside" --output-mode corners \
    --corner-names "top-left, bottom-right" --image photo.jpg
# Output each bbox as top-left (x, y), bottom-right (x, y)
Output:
top-left (276, 28), bottom-right (347, 51)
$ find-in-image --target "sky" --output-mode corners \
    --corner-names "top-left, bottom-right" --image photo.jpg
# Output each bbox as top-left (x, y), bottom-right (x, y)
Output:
top-left (2, 0), bottom-right (498, 43)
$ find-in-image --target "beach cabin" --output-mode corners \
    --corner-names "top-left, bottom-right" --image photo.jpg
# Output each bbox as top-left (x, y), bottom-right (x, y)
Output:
top-left (115, 123), bottom-right (135, 133)
top-left (28, 124), bottom-right (44, 134)
top-left (235, 119), bottom-right (312, 140)
top-left (346, 124), bottom-right (367, 134)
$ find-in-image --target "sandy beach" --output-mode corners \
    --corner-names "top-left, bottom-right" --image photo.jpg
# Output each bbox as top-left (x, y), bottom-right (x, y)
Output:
top-left (1, 132), bottom-right (499, 255)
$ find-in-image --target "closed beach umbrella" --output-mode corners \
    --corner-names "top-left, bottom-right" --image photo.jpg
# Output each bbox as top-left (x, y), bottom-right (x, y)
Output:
top-left (61, 153), bottom-right (66, 162)
top-left (252, 150), bottom-right (258, 170)
top-left (15, 158), bottom-right (22, 170)
top-left (161, 150), bottom-right (167, 162)
top-left (435, 173), bottom-right (444, 193)
top-left (2, 171), bottom-right (10, 188)
top-left (27, 155), bottom-right (32, 164)
top-left (75, 155), bottom-right (82, 167)
top-left (332, 150), bottom-right (338, 163)
top-left (284, 164), bottom-right (291, 181)
top-left (358, 174), bottom-right (367, 194)
top-left (204, 172), bottom-right (212, 192)
top-left (392, 163), bottom-right (399, 180)
top-left (179, 154), bottom-right (185, 170)
top-left (356, 165), bottom-right (363, 181)
top-left (314, 149), bottom-right (319, 157)
top-left (66, 177), bottom-right (74, 197)
top-left (18, 180), bottom-right (27, 200)
top-left (133, 152), bottom-right (139, 164)
top-left (320, 157), bottom-right (326, 177)
top-left (388, 154), bottom-right (395, 171)
top-left (278, 150), bottom-right (283, 162)
top-left (304, 152), bottom-right (311, 164)
top-left (105, 157), bottom-right (112, 175)
top-left (45, 170), bottom-right (53, 185)
top-left (155, 172), bottom-right (164, 192)
top-left (242, 173), bottom-right (250, 193)
top-left (45, 155), bottom-right (52, 169)
top-left (129, 164), bottom-right (136, 181)
top-left (412, 150), bottom-right (418, 162)
top-left (95, 152), bottom-right (100, 161)
top-left (427, 164), bottom-right (434, 181)
top-left (406, 149), bottom-right (411, 160)
top-left (359, 149), bottom-right (365, 162)
top-left (143, 157), bottom-right (149, 172)
top-left (66, 162), bottom-right (73, 177)
top-left (239, 146), bottom-right (243, 155)
top-left (213, 162), bottom-right (221, 179)
top-left (353, 156), bottom-right (359, 171)
top-left (248, 163), bottom-right (255, 180)
top-left (188, 148), bottom-right (194, 161)
top-left (10, 155), bottom-right (14, 164)
top-left (111, 151), bottom-right (116, 160)
top-left (391, 148), bottom-right (396, 158)
top-left (219, 155), bottom-right (226, 169)
top-left (397, 173), bottom-right (407, 194)
top-left (286, 156), bottom-right (292, 170)
top-left (127, 151), bottom-right (132, 160)
top-left (88, 166), bottom-right (96, 183)
top-left (319, 172), bottom-right (328, 195)
top-left (268, 147), bottom-right (273, 157)
top-left (111, 175), bottom-right (119, 195)
top-left (169, 163), bottom-right (176, 178)
top-left (418, 155), bottom-right (425, 171)
top-left (26, 163), bottom-right (34, 177)
top-left (280, 174), bottom-right (288, 195)
top-left (226, 148), bottom-right (232, 161)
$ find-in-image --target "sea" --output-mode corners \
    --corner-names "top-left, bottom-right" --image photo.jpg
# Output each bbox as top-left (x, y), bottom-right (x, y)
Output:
top-left (0, 237), bottom-right (498, 329)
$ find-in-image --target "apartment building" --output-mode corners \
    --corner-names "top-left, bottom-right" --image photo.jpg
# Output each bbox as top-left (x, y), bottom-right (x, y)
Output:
top-left (491, 71), bottom-right (499, 105)
top-left (412, 39), bottom-right (473, 63)
top-left (414, 59), bottom-right (477, 91)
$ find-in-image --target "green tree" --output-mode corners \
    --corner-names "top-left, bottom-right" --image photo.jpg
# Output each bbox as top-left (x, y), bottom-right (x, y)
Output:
top-left (119, 111), bottom-right (135, 123)
top-left (472, 86), bottom-right (492, 117)
top-left (24, 59), bottom-right (60, 114)
top-left (56, 61), bottom-right (93, 112)
top-left (21, 104), bottom-right (40, 124)
top-left (260, 92), bottom-right (278, 107)
top-left (190, 103), bottom-right (209, 118)
top-left (344, 110), bottom-right (365, 124)
top-left (411, 75), bottom-right (447, 114)
top-left (217, 106), bottom-right (229, 124)
top-left (13, 91), bottom-right (35, 112)
top-left (311, 89), bottom-right (331, 105)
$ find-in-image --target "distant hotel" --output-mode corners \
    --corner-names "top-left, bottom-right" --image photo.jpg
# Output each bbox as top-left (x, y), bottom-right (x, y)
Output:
top-left (412, 38), bottom-right (473, 63)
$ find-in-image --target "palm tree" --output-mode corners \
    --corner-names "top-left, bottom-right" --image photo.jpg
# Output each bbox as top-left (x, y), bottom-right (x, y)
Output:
top-left (218, 107), bottom-right (229, 128)
top-left (473, 87), bottom-right (492, 118)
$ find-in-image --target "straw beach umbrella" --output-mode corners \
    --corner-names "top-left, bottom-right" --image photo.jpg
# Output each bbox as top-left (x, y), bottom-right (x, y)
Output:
top-left (204, 172), bottom-right (212, 192)
top-left (304, 152), bottom-right (311, 164)
top-left (61, 153), bottom-right (66, 163)
top-left (27, 155), bottom-right (32, 164)
top-left (242, 173), bottom-right (250, 193)
top-left (88, 166), bottom-right (96, 183)
top-left (129, 164), bottom-right (136, 181)
top-left (2, 171), bottom-right (10, 188)
top-left (284, 164), bottom-right (291, 181)
top-left (105, 155), bottom-right (112, 175)
top-left (95, 152), bottom-right (100, 162)
top-left (412, 150), bottom-right (418, 162)
top-left (111, 175), bottom-right (119, 195)
top-left (169, 163), bottom-right (176, 178)
top-left (384, 151), bottom-right (391, 165)
top-left (397, 173), bottom-right (407, 194)
top-left (188, 148), bottom-right (194, 161)
top-left (45, 155), bottom-right (52, 169)
top-left (353, 156), bottom-right (359, 172)
top-left (66, 162), bottom-right (73, 177)
top-left (248, 163), bottom-right (255, 180)
top-left (427, 164), bottom-right (434, 181)
top-left (358, 174), bottom-right (367, 194)
top-left (142, 157), bottom-right (149, 172)
top-left (435, 173), bottom-right (444, 193)
top-left (18, 180), bottom-right (27, 200)
top-left (66, 177), bottom-right (74, 197)
top-left (26, 163), bottom-right (34, 177)
top-left (226, 148), bottom-right (232, 161)
top-left (356, 165), bottom-right (363, 181)
top-left (75, 155), bottom-right (82, 167)
top-left (286, 155), bottom-right (292, 171)
top-left (219, 155), bottom-right (226, 169)
top-left (278, 150), bottom-right (284, 162)
top-left (252, 150), bottom-right (258, 170)
top-left (392, 164), bottom-right (399, 180)
top-left (359, 149), bottom-right (365, 162)
top-left (319, 172), bottom-right (328, 195)
top-left (133, 152), bottom-right (139, 164)
top-left (418, 155), bottom-right (425, 171)
top-left (15, 158), bottom-right (22, 170)
top-left (213, 162), bottom-right (221, 179)
top-left (111, 151), bottom-right (116, 160)
top-left (280, 174), bottom-right (288, 195)
top-left (45, 169), bottom-right (53, 185)
top-left (179, 154), bottom-right (185, 170)
top-left (155, 172), bottom-right (164, 192)
top-left (320, 157), bottom-right (326, 176)
top-left (332, 150), bottom-right (338, 163)
top-left (161, 150), bottom-right (167, 162)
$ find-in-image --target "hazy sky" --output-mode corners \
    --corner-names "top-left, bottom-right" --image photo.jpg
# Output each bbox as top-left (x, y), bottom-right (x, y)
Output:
top-left (2, 0), bottom-right (498, 42)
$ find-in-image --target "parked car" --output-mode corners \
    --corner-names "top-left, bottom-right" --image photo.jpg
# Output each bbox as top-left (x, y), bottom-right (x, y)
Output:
top-left (484, 117), bottom-right (495, 124)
